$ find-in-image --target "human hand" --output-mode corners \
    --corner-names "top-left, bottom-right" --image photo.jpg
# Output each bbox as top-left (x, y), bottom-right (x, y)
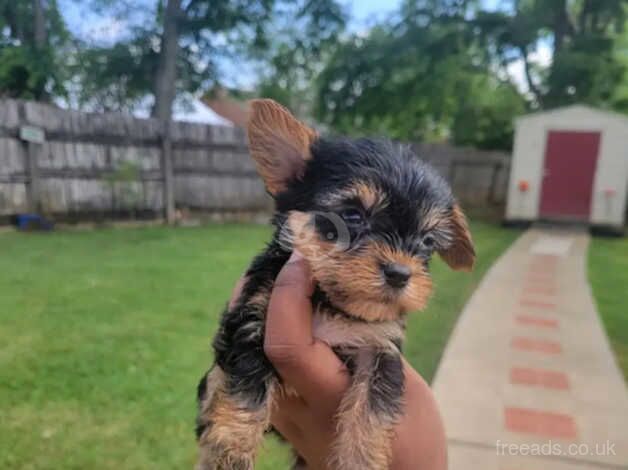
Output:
top-left (231, 251), bottom-right (447, 469)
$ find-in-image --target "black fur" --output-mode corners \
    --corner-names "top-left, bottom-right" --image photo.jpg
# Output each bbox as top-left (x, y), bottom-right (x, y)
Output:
top-left (212, 240), bottom-right (290, 406)
top-left (368, 352), bottom-right (405, 418)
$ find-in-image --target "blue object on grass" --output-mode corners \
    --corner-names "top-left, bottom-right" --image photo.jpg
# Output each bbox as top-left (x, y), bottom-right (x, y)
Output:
top-left (13, 214), bottom-right (54, 231)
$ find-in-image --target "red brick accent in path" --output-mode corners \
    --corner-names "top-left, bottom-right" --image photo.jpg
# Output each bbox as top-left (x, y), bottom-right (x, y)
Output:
top-left (516, 314), bottom-right (559, 329)
top-left (529, 254), bottom-right (560, 266)
top-left (510, 367), bottom-right (570, 390)
top-left (504, 407), bottom-right (577, 439)
top-left (527, 266), bottom-right (556, 278)
top-left (522, 285), bottom-right (557, 296)
top-left (512, 337), bottom-right (562, 354)
top-left (524, 275), bottom-right (557, 285)
top-left (524, 276), bottom-right (557, 285)
top-left (520, 299), bottom-right (557, 309)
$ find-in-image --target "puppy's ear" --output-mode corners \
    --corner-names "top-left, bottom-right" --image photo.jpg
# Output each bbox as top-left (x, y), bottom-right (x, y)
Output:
top-left (247, 99), bottom-right (317, 195)
top-left (438, 204), bottom-right (475, 271)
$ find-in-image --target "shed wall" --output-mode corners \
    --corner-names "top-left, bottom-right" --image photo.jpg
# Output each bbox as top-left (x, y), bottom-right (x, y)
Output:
top-left (506, 107), bottom-right (628, 227)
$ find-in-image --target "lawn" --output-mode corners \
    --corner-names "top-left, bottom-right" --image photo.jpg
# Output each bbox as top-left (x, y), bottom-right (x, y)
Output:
top-left (588, 235), bottom-right (628, 381)
top-left (0, 221), bottom-right (518, 469)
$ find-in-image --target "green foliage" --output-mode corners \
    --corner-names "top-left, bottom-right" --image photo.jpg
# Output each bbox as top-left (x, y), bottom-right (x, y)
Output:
top-left (313, 0), bottom-right (628, 150)
top-left (255, 0), bottom-right (347, 115)
top-left (611, 17), bottom-right (628, 111)
top-left (0, 0), bottom-right (69, 100)
top-left (72, 30), bottom-right (160, 112)
top-left (452, 77), bottom-right (526, 150)
top-left (105, 160), bottom-right (142, 211)
top-left (315, 2), bottom-right (525, 149)
top-left (477, 0), bottom-right (627, 110)
top-left (0, 46), bottom-right (52, 99)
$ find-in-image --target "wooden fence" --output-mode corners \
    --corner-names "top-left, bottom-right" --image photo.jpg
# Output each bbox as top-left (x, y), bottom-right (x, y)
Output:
top-left (0, 99), bottom-right (509, 224)
top-left (0, 99), bottom-right (270, 223)
top-left (410, 142), bottom-right (510, 206)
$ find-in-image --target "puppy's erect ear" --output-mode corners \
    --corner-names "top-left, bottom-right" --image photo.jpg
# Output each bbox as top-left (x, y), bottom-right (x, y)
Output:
top-left (438, 204), bottom-right (475, 271)
top-left (247, 99), bottom-right (317, 195)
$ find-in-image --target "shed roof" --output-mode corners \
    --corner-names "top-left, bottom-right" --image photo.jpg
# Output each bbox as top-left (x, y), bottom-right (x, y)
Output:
top-left (516, 104), bottom-right (628, 125)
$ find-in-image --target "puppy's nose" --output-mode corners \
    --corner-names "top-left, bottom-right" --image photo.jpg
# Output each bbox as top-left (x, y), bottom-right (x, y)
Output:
top-left (382, 263), bottom-right (411, 289)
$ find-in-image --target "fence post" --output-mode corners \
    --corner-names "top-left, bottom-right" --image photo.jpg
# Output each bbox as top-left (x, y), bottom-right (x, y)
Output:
top-left (487, 162), bottom-right (501, 204)
top-left (26, 142), bottom-right (42, 213)
top-left (17, 102), bottom-right (43, 213)
top-left (448, 161), bottom-right (457, 185)
top-left (161, 120), bottom-right (176, 224)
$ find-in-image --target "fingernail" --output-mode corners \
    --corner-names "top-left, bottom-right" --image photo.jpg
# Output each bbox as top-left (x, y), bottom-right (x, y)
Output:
top-left (289, 249), bottom-right (304, 262)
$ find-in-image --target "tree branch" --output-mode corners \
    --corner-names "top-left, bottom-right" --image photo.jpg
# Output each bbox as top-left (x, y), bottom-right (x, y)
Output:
top-left (519, 45), bottom-right (542, 106)
top-left (33, 0), bottom-right (47, 48)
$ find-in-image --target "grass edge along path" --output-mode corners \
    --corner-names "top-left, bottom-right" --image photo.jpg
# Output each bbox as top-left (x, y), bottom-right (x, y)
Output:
top-left (588, 235), bottom-right (628, 382)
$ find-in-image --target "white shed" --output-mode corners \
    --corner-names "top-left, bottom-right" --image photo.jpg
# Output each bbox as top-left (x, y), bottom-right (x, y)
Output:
top-left (505, 105), bottom-right (628, 232)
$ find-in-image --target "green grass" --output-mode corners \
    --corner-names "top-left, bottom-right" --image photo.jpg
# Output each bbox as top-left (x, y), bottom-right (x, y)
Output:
top-left (0, 221), bottom-right (518, 469)
top-left (588, 236), bottom-right (628, 381)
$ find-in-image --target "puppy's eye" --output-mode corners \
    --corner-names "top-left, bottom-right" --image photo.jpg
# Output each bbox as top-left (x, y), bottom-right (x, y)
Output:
top-left (340, 208), bottom-right (364, 225)
top-left (422, 233), bottom-right (436, 249)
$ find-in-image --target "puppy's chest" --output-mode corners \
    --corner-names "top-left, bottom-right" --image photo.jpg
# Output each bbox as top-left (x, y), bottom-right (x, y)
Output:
top-left (311, 306), bottom-right (404, 352)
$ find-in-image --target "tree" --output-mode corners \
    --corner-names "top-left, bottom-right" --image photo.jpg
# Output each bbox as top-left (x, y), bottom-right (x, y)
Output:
top-left (612, 17), bottom-right (628, 111)
top-left (0, 0), bottom-right (69, 99)
top-left (76, 0), bottom-right (275, 120)
top-left (476, 0), bottom-right (627, 109)
top-left (254, 0), bottom-right (346, 117)
top-left (315, 0), bottom-right (526, 149)
top-left (152, 0), bottom-right (182, 122)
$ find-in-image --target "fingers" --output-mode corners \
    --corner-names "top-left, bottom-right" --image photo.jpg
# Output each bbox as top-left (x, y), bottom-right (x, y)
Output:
top-left (264, 250), bottom-right (349, 408)
top-left (265, 250), bottom-right (315, 346)
top-left (391, 360), bottom-right (447, 470)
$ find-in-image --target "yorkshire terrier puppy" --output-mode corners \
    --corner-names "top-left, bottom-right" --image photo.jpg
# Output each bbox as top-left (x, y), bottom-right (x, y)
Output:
top-left (196, 99), bottom-right (475, 469)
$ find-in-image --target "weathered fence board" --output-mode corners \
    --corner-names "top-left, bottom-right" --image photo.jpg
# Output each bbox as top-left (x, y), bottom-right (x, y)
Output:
top-left (0, 99), bottom-right (510, 222)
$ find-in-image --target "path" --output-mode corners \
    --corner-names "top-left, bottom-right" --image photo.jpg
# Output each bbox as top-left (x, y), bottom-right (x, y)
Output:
top-left (432, 227), bottom-right (628, 469)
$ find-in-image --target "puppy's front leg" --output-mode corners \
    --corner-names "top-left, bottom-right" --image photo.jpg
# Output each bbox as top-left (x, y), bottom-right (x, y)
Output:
top-left (330, 349), bottom-right (405, 470)
top-left (196, 367), bottom-right (276, 470)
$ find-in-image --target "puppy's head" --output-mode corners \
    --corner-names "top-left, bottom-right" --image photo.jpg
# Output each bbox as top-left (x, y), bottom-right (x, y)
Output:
top-left (248, 99), bottom-right (475, 322)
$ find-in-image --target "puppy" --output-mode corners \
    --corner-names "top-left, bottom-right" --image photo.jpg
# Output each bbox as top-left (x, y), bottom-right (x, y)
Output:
top-left (196, 99), bottom-right (475, 469)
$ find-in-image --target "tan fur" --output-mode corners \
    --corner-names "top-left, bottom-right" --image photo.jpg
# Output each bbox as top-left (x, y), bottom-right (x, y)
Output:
top-left (287, 211), bottom-right (432, 321)
top-left (438, 204), bottom-right (475, 271)
top-left (197, 368), bottom-right (277, 470)
top-left (247, 99), bottom-right (317, 195)
top-left (352, 182), bottom-right (382, 210)
top-left (316, 181), bottom-right (388, 213)
top-left (312, 310), bottom-right (403, 350)
top-left (329, 351), bottom-right (398, 470)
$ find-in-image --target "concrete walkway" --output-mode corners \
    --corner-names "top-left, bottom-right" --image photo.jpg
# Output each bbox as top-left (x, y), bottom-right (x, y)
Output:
top-left (433, 228), bottom-right (628, 469)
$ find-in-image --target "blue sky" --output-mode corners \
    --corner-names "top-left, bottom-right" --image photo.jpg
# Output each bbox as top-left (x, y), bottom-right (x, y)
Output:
top-left (60, 0), bottom-right (511, 43)
top-left (60, 1), bottom-right (404, 42)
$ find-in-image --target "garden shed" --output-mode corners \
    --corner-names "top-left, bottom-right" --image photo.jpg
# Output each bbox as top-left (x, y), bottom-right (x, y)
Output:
top-left (505, 105), bottom-right (628, 232)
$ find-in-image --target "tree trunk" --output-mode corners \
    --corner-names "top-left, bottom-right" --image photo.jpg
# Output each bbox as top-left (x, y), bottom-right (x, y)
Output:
top-left (152, 0), bottom-right (182, 123)
top-left (519, 46), bottom-right (543, 107)
top-left (33, 0), bottom-right (47, 48)
top-left (552, 0), bottom-right (572, 56)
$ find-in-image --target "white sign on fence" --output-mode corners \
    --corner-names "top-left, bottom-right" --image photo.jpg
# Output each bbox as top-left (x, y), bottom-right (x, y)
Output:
top-left (19, 125), bottom-right (46, 144)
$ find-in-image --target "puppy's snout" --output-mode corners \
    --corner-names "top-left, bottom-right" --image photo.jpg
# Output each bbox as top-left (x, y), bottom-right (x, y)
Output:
top-left (382, 263), bottom-right (411, 289)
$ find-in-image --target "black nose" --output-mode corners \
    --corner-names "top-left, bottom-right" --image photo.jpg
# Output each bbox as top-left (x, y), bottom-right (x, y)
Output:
top-left (382, 263), bottom-right (411, 289)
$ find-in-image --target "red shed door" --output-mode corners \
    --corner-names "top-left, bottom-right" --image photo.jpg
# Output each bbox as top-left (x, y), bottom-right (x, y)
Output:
top-left (539, 130), bottom-right (600, 220)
